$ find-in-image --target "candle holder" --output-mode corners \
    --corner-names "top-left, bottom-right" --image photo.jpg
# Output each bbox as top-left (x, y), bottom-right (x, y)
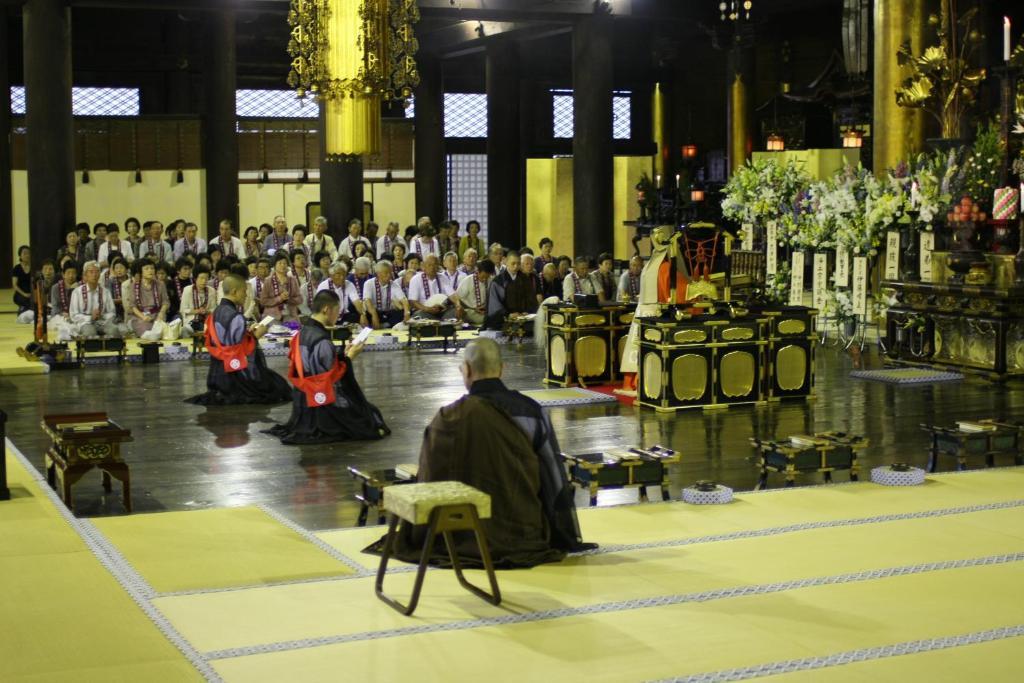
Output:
top-left (993, 65), bottom-right (1021, 188)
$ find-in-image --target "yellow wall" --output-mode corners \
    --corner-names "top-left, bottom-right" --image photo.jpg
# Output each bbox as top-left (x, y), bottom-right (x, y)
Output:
top-left (10, 171), bottom-right (416, 255)
top-left (526, 155), bottom-right (651, 260)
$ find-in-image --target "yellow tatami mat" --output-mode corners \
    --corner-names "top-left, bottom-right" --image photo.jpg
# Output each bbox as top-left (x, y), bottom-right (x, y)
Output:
top-left (0, 448), bottom-right (200, 681)
top-left (0, 315), bottom-right (48, 375)
top-left (92, 506), bottom-right (355, 593)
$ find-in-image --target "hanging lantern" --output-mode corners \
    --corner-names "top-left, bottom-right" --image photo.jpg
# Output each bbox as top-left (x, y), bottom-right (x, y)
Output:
top-left (287, 0), bottom-right (420, 159)
top-left (842, 129), bottom-right (863, 148)
top-left (766, 133), bottom-right (785, 152)
top-left (681, 144), bottom-right (698, 160)
top-left (690, 188), bottom-right (705, 202)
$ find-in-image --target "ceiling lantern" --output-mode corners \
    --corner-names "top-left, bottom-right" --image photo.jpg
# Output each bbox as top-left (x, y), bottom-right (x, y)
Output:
top-left (766, 133), bottom-right (785, 152)
top-left (287, 0), bottom-right (420, 159)
top-left (842, 129), bottom-right (864, 148)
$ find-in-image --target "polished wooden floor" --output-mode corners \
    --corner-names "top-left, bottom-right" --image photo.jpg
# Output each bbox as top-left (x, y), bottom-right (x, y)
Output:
top-left (4, 341), bottom-right (1022, 530)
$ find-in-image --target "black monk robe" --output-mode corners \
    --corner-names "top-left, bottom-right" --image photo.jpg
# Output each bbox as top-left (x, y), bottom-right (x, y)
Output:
top-left (185, 299), bottom-right (291, 405)
top-left (366, 378), bottom-right (593, 568)
top-left (267, 318), bottom-right (390, 444)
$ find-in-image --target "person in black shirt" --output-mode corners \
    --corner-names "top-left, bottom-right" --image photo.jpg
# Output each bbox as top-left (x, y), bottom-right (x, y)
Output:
top-left (12, 245), bottom-right (34, 318)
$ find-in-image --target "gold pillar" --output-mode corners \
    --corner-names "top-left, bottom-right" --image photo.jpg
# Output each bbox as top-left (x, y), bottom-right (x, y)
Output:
top-left (727, 47), bottom-right (752, 175)
top-left (873, 0), bottom-right (925, 175)
top-left (652, 82), bottom-right (668, 181)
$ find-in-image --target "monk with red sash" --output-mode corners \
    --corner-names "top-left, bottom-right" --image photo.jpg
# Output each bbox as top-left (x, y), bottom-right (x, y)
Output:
top-left (268, 289), bottom-right (389, 444)
top-left (185, 274), bottom-right (291, 405)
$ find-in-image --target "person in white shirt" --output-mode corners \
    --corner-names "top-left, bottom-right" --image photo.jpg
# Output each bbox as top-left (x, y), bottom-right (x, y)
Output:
top-left (348, 256), bottom-right (373, 310)
top-left (137, 221), bottom-right (173, 262)
top-left (408, 223), bottom-right (440, 259)
top-left (209, 219), bottom-right (245, 258)
top-left (291, 250), bottom-right (318, 316)
top-left (173, 222), bottom-right (207, 260)
top-left (248, 258), bottom-right (270, 318)
top-left (337, 219), bottom-right (372, 261)
top-left (70, 261), bottom-right (120, 338)
top-left (363, 260), bottom-right (409, 328)
top-left (459, 248), bottom-right (479, 275)
top-left (315, 262), bottom-right (364, 325)
top-left (408, 254), bottom-right (455, 319)
top-left (304, 216), bottom-right (337, 261)
top-left (375, 221), bottom-right (406, 260)
top-left (263, 215), bottom-right (291, 254)
top-left (179, 265), bottom-right (216, 337)
top-left (438, 251), bottom-right (464, 294)
top-left (97, 225), bottom-right (135, 265)
top-left (563, 256), bottom-right (598, 301)
top-left (617, 255), bottom-right (643, 302)
top-left (452, 259), bottom-right (494, 326)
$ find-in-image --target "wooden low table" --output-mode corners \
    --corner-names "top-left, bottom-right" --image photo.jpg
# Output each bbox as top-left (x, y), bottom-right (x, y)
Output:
top-left (190, 331), bottom-right (206, 357)
top-left (502, 314), bottom-right (534, 348)
top-left (73, 336), bottom-right (127, 365)
top-left (41, 412), bottom-right (133, 513)
top-left (920, 420), bottom-right (1022, 472)
top-left (562, 445), bottom-right (681, 506)
top-left (750, 432), bottom-right (865, 489)
top-left (407, 320), bottom-right (458, 352)
top-left (347, 465), bottom-right (417, 526)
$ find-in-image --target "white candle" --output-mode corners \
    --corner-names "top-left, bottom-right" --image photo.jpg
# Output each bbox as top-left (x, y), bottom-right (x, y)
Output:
top-left (656, 174), bottom-right (661, 188)
top-left (675, 173), bottom-right (680, 187)
top-left (1006, 17), bottom-right (1012, 63)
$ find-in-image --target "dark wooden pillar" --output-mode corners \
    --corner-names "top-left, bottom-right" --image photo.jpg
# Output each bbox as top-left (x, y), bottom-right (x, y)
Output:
top-left (486, 40), bottom-right (521, 248)
top-left (166, 13), bottom-right (192, 115)
top-left (414, 53), bottom-right (446, 225)
top-left (572, 15), bottom-right (614, 257)
top-left (0, 9), bottom-right (13, 279)
top-left (23, 0), bottom-right (75, 264)
top-left (203, 11), bottom-right (238, 232)
top-left (318, 105), bottom-right (364, 240)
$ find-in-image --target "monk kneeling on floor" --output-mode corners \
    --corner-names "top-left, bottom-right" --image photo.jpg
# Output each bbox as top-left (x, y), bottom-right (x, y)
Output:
top-left (368, 338), bottom-right (595, 567)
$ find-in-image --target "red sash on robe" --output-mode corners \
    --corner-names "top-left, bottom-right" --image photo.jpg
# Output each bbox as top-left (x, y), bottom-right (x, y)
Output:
top-left (288, 331), bottom-right (347, 407)
top-left (204, 315), bottom-right (256, 373)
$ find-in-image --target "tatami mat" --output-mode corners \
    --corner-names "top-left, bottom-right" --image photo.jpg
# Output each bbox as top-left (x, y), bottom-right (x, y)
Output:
top-left (92, 506), bottom-right (355, 593)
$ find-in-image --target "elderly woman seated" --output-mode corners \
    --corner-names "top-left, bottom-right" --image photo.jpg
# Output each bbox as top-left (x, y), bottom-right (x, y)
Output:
top-left (259, 252), bottom-right (302, 322)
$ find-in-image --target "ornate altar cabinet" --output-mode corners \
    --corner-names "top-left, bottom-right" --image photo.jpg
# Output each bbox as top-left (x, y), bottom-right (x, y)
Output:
top-left (544, 304), bottom-right (634, 387)
top-left (636, 304), bottom-right (816, 411)
top-left (883, 280), bottom-right (1024, 378)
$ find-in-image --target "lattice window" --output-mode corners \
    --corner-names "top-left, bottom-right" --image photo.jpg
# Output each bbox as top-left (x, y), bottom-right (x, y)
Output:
top-left (446, 154), bottom-right (488, 244)
top-left (9, 86), bottom-right (140, 116)
top-left (444, 93), bottom-right (487, 138)
top-left (236, 89), bottom-right (319, 118)
top-left (551, 89), bottom-right (632, 140)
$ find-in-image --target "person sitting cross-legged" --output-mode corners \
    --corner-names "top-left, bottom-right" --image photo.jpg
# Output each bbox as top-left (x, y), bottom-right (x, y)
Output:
top-left (315, 262), bottom-right (364, 325)
top-left (69, 261), bottom-right (121, 338)
top-left (362, 260), bottom-right (409, 329)
top-left (267, 289), bottom-right (390, 445)
top-left (125, 260), bottom-right (170, 340)
top-left (185, 274), bottom-right (292, 405)
top-left (367, 338), bottom-right (594, 567)
top-left (48, 261), bottom-right (80, 341)
top-left (408, 253), bottom-right (456, 320)
top-left (260, 253), bottom-right (302, 322)
top-left (179, 265), bottom-right (216, 337)
top-left (485, 250), bottom-right (537, 328)
top-left (452, 259), bottom-right (494, 326)
top-left (563, 255), bottom-right (598, 301)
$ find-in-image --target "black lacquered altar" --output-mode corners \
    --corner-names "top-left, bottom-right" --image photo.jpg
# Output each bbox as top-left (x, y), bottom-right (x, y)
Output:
top-left (544, 304), bottom-right (634, 387)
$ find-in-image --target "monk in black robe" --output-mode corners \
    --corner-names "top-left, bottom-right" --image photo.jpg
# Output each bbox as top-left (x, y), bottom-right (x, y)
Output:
top-left (368, 338), bottom-right (593, 568)
top-left (484, 250), bottom-right (538, 329)
top-left (185, 274), bottom-right (291, 405)
top-left (268, 289), bottom-right (390, 444)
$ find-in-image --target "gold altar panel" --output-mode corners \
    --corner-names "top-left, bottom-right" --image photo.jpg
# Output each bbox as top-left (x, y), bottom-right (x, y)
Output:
top-left (720, 351), bottom-right (755, 398)
top-left (674, 329), bottom-right (706, 344)
top-left (644, 329), bottom-right (663, 342)
top-left (643, 352), bottom-right (663, 399)
top-left (777, 319), bottom-right (806, 335)
top-left (576, 314), bottom-right (607, 327)
top-left (575, 336), bottom-right (608, 378)
top-left (549, 313), bottom-right (565, 327)
top-left (776, 345), bottom-right (807, 391)
top-left (721, 327), bottom-right (754, 341)
top-left (550, 335), bottom-right (567, 376)
top-left (619, 313), bottom-right (635, 325)
top-left (672, 354), bottom-right (708, 401)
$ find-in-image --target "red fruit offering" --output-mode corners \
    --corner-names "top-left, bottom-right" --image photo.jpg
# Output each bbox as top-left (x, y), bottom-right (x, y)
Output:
top-left (979, 212), bottom-right (986, 222)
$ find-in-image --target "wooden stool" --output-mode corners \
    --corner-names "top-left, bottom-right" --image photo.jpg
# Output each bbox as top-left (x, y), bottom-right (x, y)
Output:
top-left (41, 412), bottom-right (133, 513)
top-left (375, 482), bottom-right (501, 616)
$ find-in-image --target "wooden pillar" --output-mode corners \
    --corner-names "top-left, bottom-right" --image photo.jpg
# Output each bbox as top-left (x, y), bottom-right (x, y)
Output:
top-left (873, 0), bottom-right (925, 174)
top-left (572, 15), bottom-right (614, 257)
top-left (486, 40), bottom-right (521, 248)
top-left (652, 82), bottom-right (669, 183)
top-left (726, 43), bottom-right (754, 174)
top-left (166, 13), bottom-right (192, 115)
top-left (414, 53), bottom-right (446, 225)
top-left (0, 9), bottom-right (13, 279)
top-left (319, 104), bottom-right (364, 240)
top-left (203, 11), bottom-right (238, 232)
top-left (23, 0), bottom-right (75, 264)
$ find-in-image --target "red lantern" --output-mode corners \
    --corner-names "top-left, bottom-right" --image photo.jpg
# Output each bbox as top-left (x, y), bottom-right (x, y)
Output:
top-left (681, 144), bottom-right (698, 159)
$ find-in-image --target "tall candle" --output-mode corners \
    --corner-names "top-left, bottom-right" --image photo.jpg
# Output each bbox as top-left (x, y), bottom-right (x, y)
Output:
top-left (675, 173), bottom-right (680, 187)
top-left (1006, 17), bottom-right (1012, 63)
top-left (656, 174), bottom-right (661, 188)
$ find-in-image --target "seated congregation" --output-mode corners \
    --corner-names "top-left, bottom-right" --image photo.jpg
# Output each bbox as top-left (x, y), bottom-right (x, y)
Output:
top-left (14, 214), bottom-right (648, 343)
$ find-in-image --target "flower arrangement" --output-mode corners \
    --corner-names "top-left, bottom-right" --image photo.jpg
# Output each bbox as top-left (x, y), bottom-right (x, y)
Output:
top-left (721, 158), bottom-right (811, 231)
top-left (960, 120), bottom-right (1003, 211)
top-left (763, 262), bottom-right (791, 305)
top-left (822, 288), bottom-right (856, 323)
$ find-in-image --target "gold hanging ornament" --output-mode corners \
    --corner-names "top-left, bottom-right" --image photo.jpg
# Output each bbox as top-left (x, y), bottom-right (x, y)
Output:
top-left (287, 0), bottom-right (420, 159)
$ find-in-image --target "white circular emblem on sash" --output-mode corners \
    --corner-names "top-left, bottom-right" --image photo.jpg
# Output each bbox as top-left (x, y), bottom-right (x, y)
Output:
top-left (314, 392), bottom-right (327, 405)
top-left (229, 358), bottom-right (242, 370)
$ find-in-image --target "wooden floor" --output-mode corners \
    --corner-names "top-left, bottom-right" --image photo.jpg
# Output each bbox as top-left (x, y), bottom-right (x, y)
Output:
top-left (3, 340), bottom-right (1022, 530)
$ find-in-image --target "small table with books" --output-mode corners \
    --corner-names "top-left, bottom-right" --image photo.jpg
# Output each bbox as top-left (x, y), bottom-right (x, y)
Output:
top-left (561, 445), bottom-right (681, 506)
top-left (750, 432), bottom-right (866, 489)
top-left (920, 420), bottom-right (1022, 472)
top-left (347, 463), bottom-right (418, 526)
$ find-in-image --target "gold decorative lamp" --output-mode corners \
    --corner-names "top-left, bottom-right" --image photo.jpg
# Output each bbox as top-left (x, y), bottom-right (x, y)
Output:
top-left (287, 0), bottom-right (420, 159)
